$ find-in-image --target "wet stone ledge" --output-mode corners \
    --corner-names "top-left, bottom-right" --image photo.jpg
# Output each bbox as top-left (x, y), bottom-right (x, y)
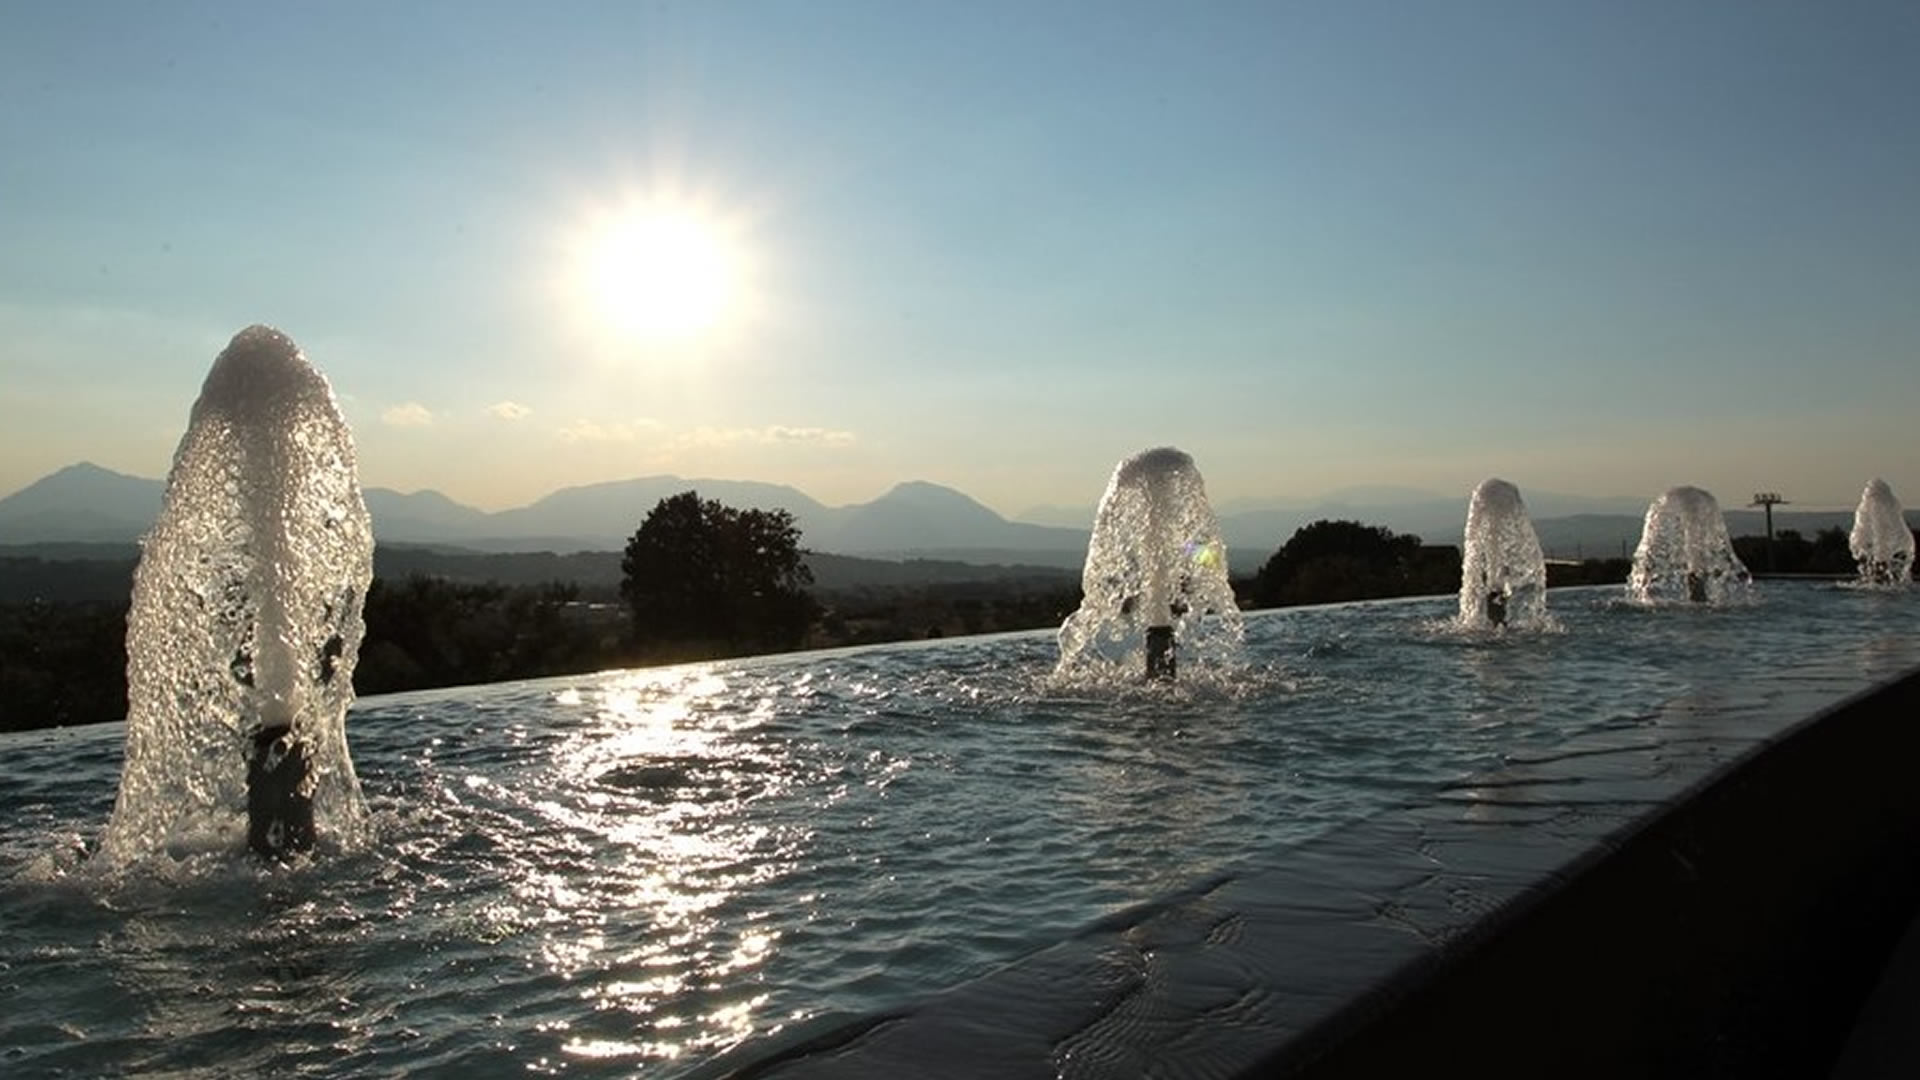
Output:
top-left (699, 664), bottom-right (1920, 1080)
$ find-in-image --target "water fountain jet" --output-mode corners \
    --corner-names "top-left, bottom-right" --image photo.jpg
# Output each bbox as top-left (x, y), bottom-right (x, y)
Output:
top-left (1456, 478), bottom-right (1549, 631)
top-left (1626, 486), bottom-right (1752, 606)
top-left (1055, 447), bottom-right (1242, 684)
top-left (100, 326), bottom-right (373, 863)
top-left (1849, 478), bottom-right (1914, 587)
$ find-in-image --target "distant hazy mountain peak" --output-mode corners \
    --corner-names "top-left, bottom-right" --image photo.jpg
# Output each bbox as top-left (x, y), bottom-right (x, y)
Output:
top-left (55, 460), bottom-right (136, 479)
top-left (879, 480), bottom-right (988, 505)
top-left (0, 461), bottom-right (165, 543)
top-left (365, 487), bottom-right (469, 507)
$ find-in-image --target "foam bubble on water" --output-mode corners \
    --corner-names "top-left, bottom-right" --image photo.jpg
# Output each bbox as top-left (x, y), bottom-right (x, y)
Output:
top-left (1849, 478), bottom-right (1914, 588)
top-left (100, 326), bottom-right (373, 865)
top-left (1455, 478), bottom-right (1551, 631)
top-left (1625, 485), bottom-right (1753, 606)
top-left (1054, 447), bottom-right (1244, 687)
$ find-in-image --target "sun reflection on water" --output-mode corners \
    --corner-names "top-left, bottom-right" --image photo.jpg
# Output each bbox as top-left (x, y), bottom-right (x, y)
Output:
top-left (519, 666), bottom-right (805, 1064)
top-left (18, 588), bottom-right (1920, 1077)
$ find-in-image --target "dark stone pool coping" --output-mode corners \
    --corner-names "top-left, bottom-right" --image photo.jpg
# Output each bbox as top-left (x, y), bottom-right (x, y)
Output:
top-left (699, 662), bottom-right (1920, 1079)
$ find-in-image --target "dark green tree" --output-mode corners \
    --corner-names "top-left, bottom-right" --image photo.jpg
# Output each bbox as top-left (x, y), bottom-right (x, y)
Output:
top-left (1735, 527), bottom-right (1863, 577)
top-left (356, 575), bottom-right (606, 694)
top-left (0, 599), bottom-right (129, 731)
top-left (1809, 526), bottom-right (1859, 575)
top-left (1248, 519), bottom-right (1446, 608)
top-left (620, 491), bottom-right (818, 655)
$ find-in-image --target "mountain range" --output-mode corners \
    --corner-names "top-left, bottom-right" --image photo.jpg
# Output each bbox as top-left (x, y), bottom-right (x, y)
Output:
top-left (1, 462), bottom-right (1904, 571)
top-left (0, 463), bottom-right (1097, 565)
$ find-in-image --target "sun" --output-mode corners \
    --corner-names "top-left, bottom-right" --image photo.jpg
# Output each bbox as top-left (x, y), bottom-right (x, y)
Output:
top-left (568, 196), bottom-right (746, 345)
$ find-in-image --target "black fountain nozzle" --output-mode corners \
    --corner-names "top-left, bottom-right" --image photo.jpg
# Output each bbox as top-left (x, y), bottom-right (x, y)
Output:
top-left (1686, 571), bottom-right (1709, 604)
top-left (1484, 590), bottom-right (1509, 628)
top-left (248, 722), bottom-right (316, 857)
top-left (1145, 625), bottom-right (1176, 682)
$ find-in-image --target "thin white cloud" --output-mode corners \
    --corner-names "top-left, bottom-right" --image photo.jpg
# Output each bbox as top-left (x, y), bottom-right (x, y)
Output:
top-left (685, 425), bottom-right (858, 448)
top-left (382, 402), bottom-right (434, 428)
top-left (488, 401), bottom-right (532, 421)
top-left (767, 425), bottom-right (857, 446)
top-left (554, 419), bottom-right (856, 450)
top-left (555, 417), bottom-right (662, 443)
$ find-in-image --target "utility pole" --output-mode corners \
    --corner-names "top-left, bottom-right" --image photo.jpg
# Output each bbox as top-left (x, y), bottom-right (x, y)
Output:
top-left (1750, 492), bottom-right (1787, 571)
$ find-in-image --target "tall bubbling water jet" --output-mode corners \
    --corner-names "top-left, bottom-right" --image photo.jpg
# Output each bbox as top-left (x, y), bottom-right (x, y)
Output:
top-left (100, 326), bottom-right (373, 864)
top-left (1054, 447), bottom-right (1243, 684)
top-left (1626, 486), bottom-right (1753, 606)
top-left (1849, 478), bottom-right (1914, 587)
top-left (1456, 478), bottom-right (1549, 630)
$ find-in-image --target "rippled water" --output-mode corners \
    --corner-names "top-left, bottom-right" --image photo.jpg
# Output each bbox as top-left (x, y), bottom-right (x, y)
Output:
top-left (4, 582), bottom-right (1918, 1077)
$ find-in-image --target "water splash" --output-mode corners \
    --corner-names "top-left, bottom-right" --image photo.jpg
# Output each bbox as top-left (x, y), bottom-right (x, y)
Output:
top-left (1625, 486), bottom-right (1753, 606)
top-left (1054, 447), bottom-right (1243, 685)
top-left (1849, 478), bottom-right (1914, 588)
top-left (100, 326), bottom-right (373, 865)
top-left (1456, 478), bottom-right (1550, 631)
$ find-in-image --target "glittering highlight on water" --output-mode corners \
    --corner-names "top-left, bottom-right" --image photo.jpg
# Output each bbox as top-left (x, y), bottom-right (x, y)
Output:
top-left (8, 584), bottom-right (1920, 1076)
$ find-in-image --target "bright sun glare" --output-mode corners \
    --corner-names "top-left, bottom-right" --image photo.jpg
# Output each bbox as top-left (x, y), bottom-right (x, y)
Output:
top-left (570, 197), bottom-right (745, 345)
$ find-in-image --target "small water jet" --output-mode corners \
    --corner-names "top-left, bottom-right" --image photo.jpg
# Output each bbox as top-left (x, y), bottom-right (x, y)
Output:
top-left (1626, 486), bottom-right (1752, 606)
top-left (1055, 447), bottom-right (1243, 683)
top-left (1849, 478), bottom-right (1914, 587)
top-left (100, 326), bottom-right (373, 863)
top-left (1456, 478), bottom-right (1549, 630)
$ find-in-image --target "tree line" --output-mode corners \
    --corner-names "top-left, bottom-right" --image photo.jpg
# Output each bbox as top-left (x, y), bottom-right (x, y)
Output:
top-left (1242, 519), bottom-right (1633, 608)
top-left (3, 495), bottom-right (1905, 732)
top-left (1730, 528), bottom-right (1858, 576)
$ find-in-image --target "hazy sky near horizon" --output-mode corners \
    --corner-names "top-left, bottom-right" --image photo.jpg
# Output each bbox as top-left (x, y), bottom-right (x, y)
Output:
top-left (3, 1), bottom-right (1916, 516)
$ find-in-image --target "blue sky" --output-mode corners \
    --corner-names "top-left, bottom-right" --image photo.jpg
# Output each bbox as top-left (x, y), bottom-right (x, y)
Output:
top-left (3, 1), bottom-right (1916, 516)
